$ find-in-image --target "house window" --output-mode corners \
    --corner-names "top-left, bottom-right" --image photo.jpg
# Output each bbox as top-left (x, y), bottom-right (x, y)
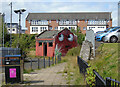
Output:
top-left (49, 27), bottom-right (52, 30)
top-left (39, 42), bottom-right (42, 46)
top-left (49, 42), bottom-right (53, 47)
top-left (83, 27), bottom-right (86, 30)
top-left (55, 27), bottom-right (58, 30)
top-left (32, 27), bottom-right (38, 32)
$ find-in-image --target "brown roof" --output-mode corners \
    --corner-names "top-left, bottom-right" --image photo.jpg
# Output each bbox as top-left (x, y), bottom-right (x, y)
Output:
top-left (26, 12), bottom-right (112, 20)
top-left (36, 30), bottom-right (60, 39)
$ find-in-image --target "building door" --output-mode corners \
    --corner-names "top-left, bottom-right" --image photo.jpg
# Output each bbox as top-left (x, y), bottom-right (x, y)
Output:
top-left (44, 42), bottom-right (47, 56)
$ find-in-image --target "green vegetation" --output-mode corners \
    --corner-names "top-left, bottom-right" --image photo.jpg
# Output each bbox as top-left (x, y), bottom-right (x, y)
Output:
top-left (66, 46), bottom-right (81, 56)
top-left (61, 46), bottom-right (86, 85)
top-left (86, 64), bottom-right (97, 86)
top-left (88, 43), bottom-right (119, 81)
top-left (23, 69), bottom-right (34, 74)
top-left (0, 19), bottom-right (10, 47)
top-left (62, 56), bottom-right (86, 85)
top-left (4, 34), bottom-right (36, 58)
top-left (71, 28), bottom-right (85, 45)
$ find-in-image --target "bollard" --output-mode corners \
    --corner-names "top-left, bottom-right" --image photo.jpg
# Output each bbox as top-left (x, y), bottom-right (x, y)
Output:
top-left (38, 58), bottom-right (40, 69)
top-left (52, 57), bottom-right (54, 65)
top-left (44, 57), bottom-right (45, 68)
top-left (55, 56), bottom-right (56, 64)
top-left (31, 58), bottom-right (32, 70)
top-left (49, 57), bottom-right (50, 67)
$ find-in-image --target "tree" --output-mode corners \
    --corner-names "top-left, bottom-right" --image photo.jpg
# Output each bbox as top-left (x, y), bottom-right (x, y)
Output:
top-left (0, 16), bottom-right (10, 47)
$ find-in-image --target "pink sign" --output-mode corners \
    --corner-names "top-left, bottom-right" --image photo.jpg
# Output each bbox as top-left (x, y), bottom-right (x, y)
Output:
top-left (9, 68), bottom-right (16, 78)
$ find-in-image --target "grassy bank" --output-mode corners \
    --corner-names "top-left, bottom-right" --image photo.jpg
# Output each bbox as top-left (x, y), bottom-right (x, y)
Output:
top-left (61, 46), bottom-right (86, 85)
top-left (62, 56), bottom-right (86, 85)
top-left (88, 43), bottom-right (119, 81)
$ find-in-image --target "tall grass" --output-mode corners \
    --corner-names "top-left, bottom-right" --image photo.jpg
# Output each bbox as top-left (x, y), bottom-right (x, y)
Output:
top-left (62, 56), bottom-right (86, 85)
top-left (88, 43), bottom-right (119, 80)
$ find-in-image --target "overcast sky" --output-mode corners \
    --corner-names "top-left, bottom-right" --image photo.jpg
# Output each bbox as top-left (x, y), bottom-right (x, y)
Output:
top-left (1, 0), bottom-right (120, 30)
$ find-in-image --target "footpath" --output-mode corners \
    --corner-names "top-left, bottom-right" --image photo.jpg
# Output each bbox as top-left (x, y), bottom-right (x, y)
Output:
top-left (23, 62), bottom-right (67, 85)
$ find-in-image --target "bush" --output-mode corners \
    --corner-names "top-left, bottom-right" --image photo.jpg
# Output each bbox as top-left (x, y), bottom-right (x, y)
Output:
top-left (76, 33), bottom-right (85, 45)
top-left (71, 28), bottom-right (85, 45)
top-left (66, 46), bottom-right (81, 56)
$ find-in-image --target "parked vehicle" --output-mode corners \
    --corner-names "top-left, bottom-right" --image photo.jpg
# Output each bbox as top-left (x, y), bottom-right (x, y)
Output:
top-left (95, 27), bottom-right (120, 41)
top-left (103, 29), bottom-right (120, 43)
top-left (95, 27), bottom-right (113, 37)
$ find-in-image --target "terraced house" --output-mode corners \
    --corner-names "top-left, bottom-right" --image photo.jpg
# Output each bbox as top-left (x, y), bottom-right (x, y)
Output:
top-left (25, 12), bottom-right (112, 34)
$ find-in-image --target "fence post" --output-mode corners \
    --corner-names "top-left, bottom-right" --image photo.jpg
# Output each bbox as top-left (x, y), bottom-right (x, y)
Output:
top-left (106, 77), bottom-right (111, 87)
top-left (44, 57), bottom-right (45, 68)
top-left (38, 58), bottom-right (40, 69)
top-left (55, 56), bottom-right (56, 64)
top-left (30, 58), bottom-right (32, 70)
top-left (77, 56), bottom-right (79, 64)
top-left (52, 57), bottom-right (54, 65)
top-left (49, 57), bottom-right (50, 67)
top-left (57, 55), bottom-right (58, 63)
top-left (60, 55), bottom-right (61, 62)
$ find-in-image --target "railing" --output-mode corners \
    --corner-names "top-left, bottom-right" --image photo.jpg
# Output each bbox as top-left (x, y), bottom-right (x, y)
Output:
top-left (77, 55), bottom-right (88, 77)
top-left (93, 69), bottom-right (106, 86)
top-left (23, 55), bottom-right (61, 71)
top-left (77, 56), bottom-right (120, 87)
top-left (106, 77), bottom-right (120, 87)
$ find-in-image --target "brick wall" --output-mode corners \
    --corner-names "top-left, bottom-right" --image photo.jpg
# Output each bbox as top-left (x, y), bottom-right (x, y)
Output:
top-left (49, 20), bottom-right (58, 30)
top-left (25, 20), bottom-right (30, 34)
top-left (77, 20), bottom-right (87, 34)
top-left (36, 38), bottom-right (55, 57)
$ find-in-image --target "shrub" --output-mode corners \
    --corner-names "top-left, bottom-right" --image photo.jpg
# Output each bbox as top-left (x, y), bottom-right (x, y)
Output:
top-left (86, 64), bottom-right (97, 86)
top-left (66, 46), bottom-right (81, 56)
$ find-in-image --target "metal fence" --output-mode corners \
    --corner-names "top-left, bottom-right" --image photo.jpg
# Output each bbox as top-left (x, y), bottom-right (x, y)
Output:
top-left (77, 56), bottom-right (120, 87)
top-left (23, 55), bottom-right (61, 71)
top-left (0, 47), bottom-right (20, 57)
top-left (106, 77), bottom-right (120, 87)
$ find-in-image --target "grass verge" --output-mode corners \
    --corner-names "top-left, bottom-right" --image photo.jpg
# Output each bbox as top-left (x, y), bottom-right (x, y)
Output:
top-left (88, 43), bottom-right (119, 80)
top-left (63, 56), bottom-right (86, 85)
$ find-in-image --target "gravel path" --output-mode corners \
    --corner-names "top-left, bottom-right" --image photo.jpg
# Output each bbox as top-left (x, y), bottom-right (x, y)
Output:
top-left (23, 62), bottom-right (67, 85)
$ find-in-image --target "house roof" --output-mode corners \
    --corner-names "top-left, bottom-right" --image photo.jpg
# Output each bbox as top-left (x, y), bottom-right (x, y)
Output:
top-left (36, 30), bottom-right (60, 39)
top-left (26, 12), bottom-right (112, 20)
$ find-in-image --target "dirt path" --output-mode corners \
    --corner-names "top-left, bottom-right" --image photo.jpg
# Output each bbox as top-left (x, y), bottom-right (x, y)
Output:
top-left (23, 62), bottom-right (67, 85)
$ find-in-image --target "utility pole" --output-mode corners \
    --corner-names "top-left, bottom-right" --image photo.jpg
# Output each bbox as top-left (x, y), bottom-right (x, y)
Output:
top-left (9, 2), bottom-right (12, 47)
top-left (2, 13), bottom-right (5, 47)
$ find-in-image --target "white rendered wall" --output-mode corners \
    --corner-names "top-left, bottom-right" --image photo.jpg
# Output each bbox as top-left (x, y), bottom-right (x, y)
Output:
top-left (87, 26), bottom-right (106, 33)
top-left (30, 26), bottom-right (48, 34)
top-left (58, 26), bottom-right (77, 30)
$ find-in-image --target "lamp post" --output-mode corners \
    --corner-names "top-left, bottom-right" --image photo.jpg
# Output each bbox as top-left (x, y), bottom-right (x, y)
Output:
top-left (14, 9), bottom-right (26, 48)
top-left (2, 13), bottom-right (5, 47)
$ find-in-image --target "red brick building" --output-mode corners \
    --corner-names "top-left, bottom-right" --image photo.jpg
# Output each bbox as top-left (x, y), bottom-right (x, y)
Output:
top-left (25, 12), bottom-right (112, 34)
top-left (35, 28), bottom-right (77, 57)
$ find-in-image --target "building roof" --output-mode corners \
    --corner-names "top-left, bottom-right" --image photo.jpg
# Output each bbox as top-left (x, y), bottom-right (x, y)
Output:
top-left (36, 30), bottom-right (60, 39)
top-left (26, 12), bottom-right (112, 20)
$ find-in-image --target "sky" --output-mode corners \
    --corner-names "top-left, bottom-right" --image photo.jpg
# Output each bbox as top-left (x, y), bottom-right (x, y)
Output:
top-left (1, 0), bottom-right (120, 30)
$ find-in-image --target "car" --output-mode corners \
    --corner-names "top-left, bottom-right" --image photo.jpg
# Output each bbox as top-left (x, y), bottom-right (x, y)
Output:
top-left (95, 27), bottom-right (120, 41)
top-left (95, 27), bottom-right (114, 37)
top-left (103, 29), bottom-right (120, 43)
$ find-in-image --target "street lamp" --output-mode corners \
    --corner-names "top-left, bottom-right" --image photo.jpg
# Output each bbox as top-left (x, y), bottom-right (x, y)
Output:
top-left (2, 13), bottom-right (5, 47)
top-left (14, 9), bottom-right (26, 48)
